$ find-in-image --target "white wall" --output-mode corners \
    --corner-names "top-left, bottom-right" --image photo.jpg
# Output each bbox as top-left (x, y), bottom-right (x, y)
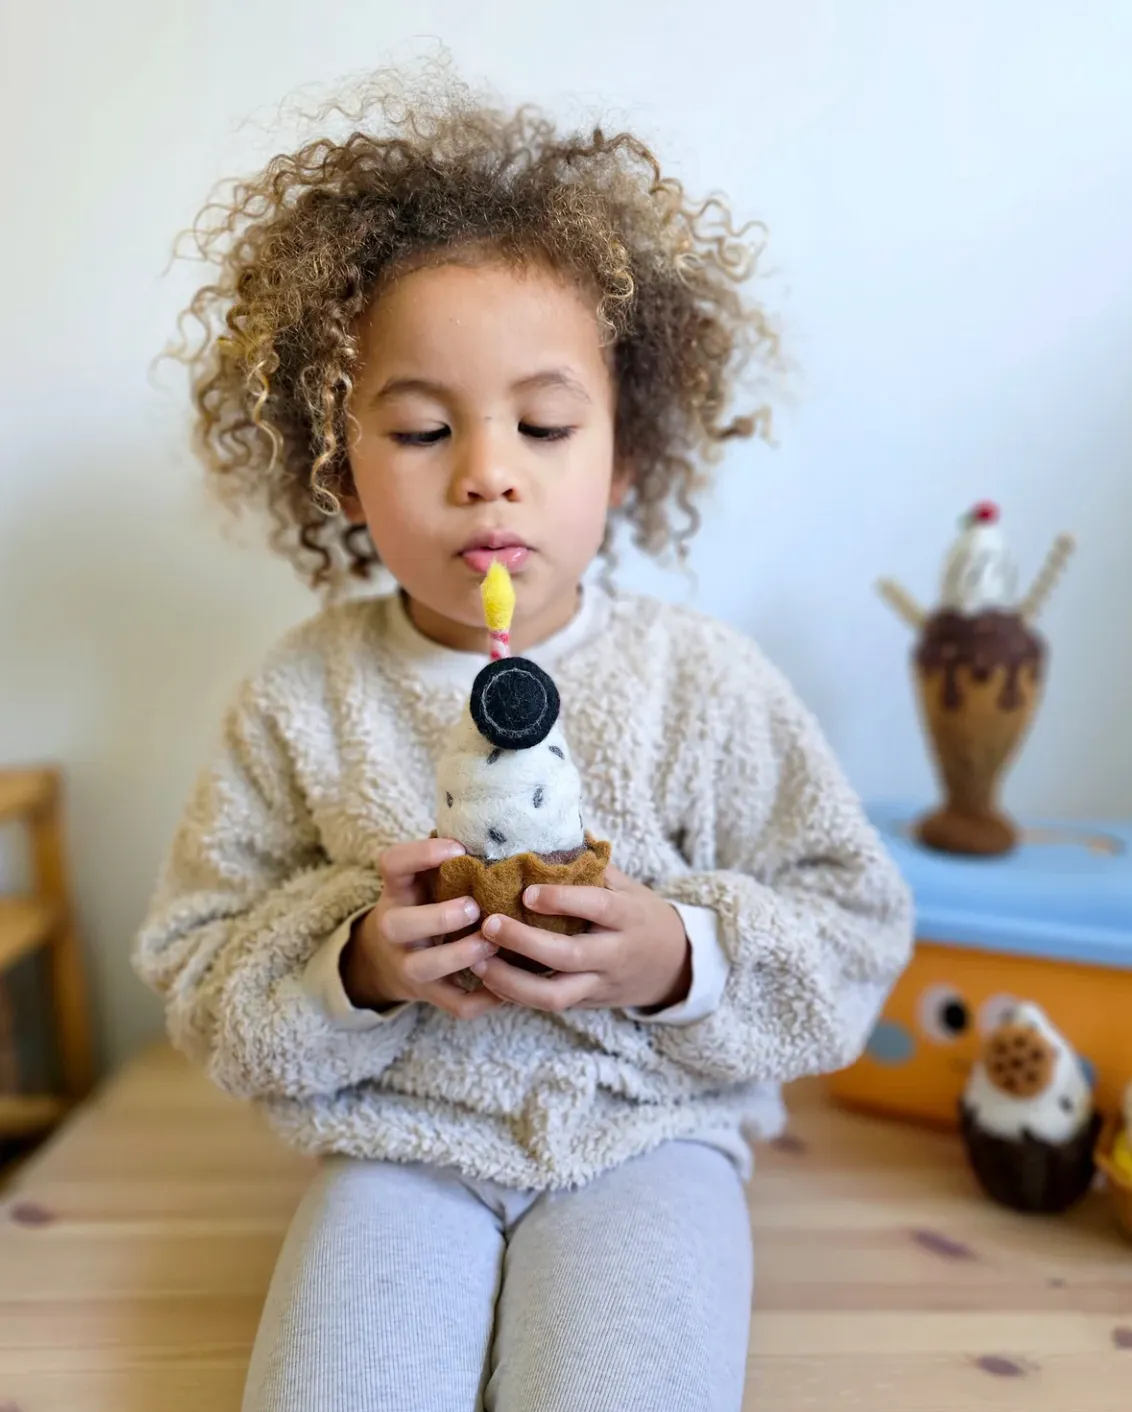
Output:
top-left (2, 0), bottom-right (1130, 1072)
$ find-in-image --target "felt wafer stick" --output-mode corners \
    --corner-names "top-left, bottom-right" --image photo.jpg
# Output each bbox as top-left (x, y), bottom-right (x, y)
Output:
top-left (876, 577), bottom-right (926, 631)
top-left (481, 560), bottom-right (516, 659)
top-left (1020, 533), bottom-right (1075, 622)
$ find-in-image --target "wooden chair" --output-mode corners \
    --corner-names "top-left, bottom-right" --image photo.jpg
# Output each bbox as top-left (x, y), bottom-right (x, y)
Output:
top-left (0, 767), bottom-right (94, 1144)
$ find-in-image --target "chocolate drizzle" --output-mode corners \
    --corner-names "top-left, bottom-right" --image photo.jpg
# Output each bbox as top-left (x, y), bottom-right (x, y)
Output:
top-left (916, 610), bottom-right (1044, 710)
top-left (538, 844), bottom-right (587, 866)
top-left (467, 842), bottom-right (586, 867)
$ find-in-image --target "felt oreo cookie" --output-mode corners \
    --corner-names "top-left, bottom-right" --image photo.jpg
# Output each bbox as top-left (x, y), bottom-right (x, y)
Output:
top-left (469, 657), bottom-right (560, 752)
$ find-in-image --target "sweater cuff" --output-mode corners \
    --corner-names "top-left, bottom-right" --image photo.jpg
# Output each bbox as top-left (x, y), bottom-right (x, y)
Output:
top-left (624, 901), bottom-right (729, 1027)
top-left (301, 907), bottom-right (413, 1031)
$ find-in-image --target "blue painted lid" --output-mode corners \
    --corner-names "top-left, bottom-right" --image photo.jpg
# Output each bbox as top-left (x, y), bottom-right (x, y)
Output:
top-left (867, 802), bottom-right (1132, 969)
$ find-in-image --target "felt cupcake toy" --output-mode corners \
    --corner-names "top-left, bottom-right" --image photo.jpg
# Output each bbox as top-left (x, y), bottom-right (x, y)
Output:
top-left (431, 563), bottom-right (611, 977)
top-left (959, 1001), bottom-right (1101, 1213)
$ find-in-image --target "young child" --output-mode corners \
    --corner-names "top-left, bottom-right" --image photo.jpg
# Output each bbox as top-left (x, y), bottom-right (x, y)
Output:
top-left (134, 63), bottom-right (914, 1412)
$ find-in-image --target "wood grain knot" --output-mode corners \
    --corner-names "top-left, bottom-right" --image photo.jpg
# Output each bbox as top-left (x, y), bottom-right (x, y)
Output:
top-left (8, 1201), bottom-right (56, 1227)
top-left (912, 1229), bottom-right (975, 1260)
top-left (975, 1355), bottom-right (1029, 1378)
top-left (1112, 1327), bottom-right (1132, 1350)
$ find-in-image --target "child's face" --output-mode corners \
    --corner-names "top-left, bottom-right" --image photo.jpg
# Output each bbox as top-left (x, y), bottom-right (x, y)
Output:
top-left (346, 260), bottom-right (623, 652)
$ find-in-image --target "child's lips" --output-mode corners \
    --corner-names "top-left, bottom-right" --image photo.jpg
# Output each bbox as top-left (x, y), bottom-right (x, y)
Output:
top-left (461, 545), bottom-right (531, 574)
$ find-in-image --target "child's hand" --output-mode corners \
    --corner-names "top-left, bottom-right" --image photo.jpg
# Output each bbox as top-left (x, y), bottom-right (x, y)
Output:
top-left (471, 866), bottom-right (692, 1014)
top-left (340, 838), bottom-right (503, 1020)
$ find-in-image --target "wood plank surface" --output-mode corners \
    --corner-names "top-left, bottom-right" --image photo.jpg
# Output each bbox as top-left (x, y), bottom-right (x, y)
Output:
top-left (1, 1042), bottom-right (1130, 1410)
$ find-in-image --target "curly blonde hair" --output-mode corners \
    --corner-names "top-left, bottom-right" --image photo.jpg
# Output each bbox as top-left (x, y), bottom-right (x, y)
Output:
top-left (167, 61), bottom-right (780, 589)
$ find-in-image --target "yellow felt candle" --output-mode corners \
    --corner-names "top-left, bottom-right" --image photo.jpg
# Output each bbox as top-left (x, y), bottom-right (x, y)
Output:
top-left (481, 560), bottom-right (516, 658)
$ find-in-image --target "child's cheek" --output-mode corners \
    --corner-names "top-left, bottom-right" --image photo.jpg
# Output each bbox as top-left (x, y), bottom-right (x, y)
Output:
top-left (547, 455), bottom-right (615, 557)
top-left (359, 486), bottom-right (435, 565)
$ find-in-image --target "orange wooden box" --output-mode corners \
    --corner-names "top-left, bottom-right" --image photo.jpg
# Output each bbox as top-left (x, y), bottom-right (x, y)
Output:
top-left (827, 806), bottom-right (1132, 1129)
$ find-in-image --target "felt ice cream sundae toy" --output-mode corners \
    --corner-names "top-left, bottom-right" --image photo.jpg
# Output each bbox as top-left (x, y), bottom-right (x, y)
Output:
top-left (877, 502), bottom-right (1075, 857)
top-left (959, 1001), bottom-right (1101, 1213)
top-left (431, 562), bottom-right (611, 975)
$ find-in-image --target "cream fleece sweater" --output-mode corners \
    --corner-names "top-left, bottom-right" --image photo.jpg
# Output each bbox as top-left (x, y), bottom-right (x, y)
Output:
top-left (133, 583), bottom-right (913, 1190)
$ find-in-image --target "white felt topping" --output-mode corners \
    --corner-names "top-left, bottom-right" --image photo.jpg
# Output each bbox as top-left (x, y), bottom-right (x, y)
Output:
top-left (964, 1002), bottom-right (1092, 1144)
top-left (939, 523), bottom-right (1018, 613)
top-left (436, 706), bottom-right (585, 862)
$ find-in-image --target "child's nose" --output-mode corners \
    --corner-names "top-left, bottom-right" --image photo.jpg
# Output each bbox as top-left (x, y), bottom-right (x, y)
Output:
top-left (450, 431), bottom-right (520, 504)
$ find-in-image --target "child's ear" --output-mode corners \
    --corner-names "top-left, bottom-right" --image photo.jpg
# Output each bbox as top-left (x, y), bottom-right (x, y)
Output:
top-left (339, 489), bottom-right (367, 525)
top-left (609, 460), bottom-right (634, 509)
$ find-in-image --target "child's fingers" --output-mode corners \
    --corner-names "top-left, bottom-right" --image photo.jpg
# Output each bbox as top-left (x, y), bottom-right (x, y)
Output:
top-left (377, 837), bottom-right (466, 906)
top-left (480, 914), bottom-right (602, 972)
top-left (380, 896), bottom-right (479, 947)
top-left (602, 865), bottom-right (648, 894)
top-left (403, 934), bottom-right (498, 986)
top-left (475, 957), bottom-right (598, 1012)
top-left (424, 978), bottom-right (505, 1020)
top-left (520, 882), bottom-right (625, 929)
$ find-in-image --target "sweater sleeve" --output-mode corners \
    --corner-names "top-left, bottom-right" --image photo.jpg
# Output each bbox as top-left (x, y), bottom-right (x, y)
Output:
top-left (131, 680), bottom-right (419, 1102)
top-left (653, 638), bottom-right (915, 1087)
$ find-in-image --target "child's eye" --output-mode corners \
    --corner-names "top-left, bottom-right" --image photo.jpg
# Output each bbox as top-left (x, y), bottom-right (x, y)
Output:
top-left (519, 423), bottom-right (574, 442)
top-left (390, 427), bottom-right (449, 446)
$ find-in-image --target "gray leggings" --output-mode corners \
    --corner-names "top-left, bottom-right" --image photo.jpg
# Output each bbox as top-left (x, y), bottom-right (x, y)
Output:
top-left (242, 1139), bottom-right (753, 1412)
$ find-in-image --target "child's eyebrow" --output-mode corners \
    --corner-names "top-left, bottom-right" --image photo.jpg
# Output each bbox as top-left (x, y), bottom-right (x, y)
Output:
top-left (369, 377), bottom-right (448, 407)
top-left (369, 368), bottom-right (591, 408)
top-left (511, 368), bottom-right (592, 403)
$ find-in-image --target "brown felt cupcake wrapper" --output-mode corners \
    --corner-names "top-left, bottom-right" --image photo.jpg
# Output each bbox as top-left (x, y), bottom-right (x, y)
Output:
top-left (959, 1100), bottom-right (1101, 1215)
top-left (433, 832), bottom-right (611, 932)
top-left (429, 833), bottom-right (612, 986)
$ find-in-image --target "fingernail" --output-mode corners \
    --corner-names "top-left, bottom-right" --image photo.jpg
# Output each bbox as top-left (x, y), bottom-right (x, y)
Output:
top-left (471, 959), bottom-right (488, 976)
top-left (477, 942), bottom-right (498, 959)
top-left (442, 840), bottom-right (466, 858)
top-left (483, 916), bottom-right (500, 938)
top-left (463, 899), bottom-right (480, 921)
top-left (524, 886), bottom-right (540, 906)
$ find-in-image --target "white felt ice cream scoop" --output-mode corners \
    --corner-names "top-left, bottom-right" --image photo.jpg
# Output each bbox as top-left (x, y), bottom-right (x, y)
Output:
top-left (436, 652), bottom-right (587, 863)
top-left (436, 700), bottom-right (586, 862)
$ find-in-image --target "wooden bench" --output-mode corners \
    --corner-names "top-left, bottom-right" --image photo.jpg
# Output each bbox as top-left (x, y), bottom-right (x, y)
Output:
top-left (2, 1042), bottom-right (1130, 1409)
top-left (0, 766), bottom-right (95, 1148)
